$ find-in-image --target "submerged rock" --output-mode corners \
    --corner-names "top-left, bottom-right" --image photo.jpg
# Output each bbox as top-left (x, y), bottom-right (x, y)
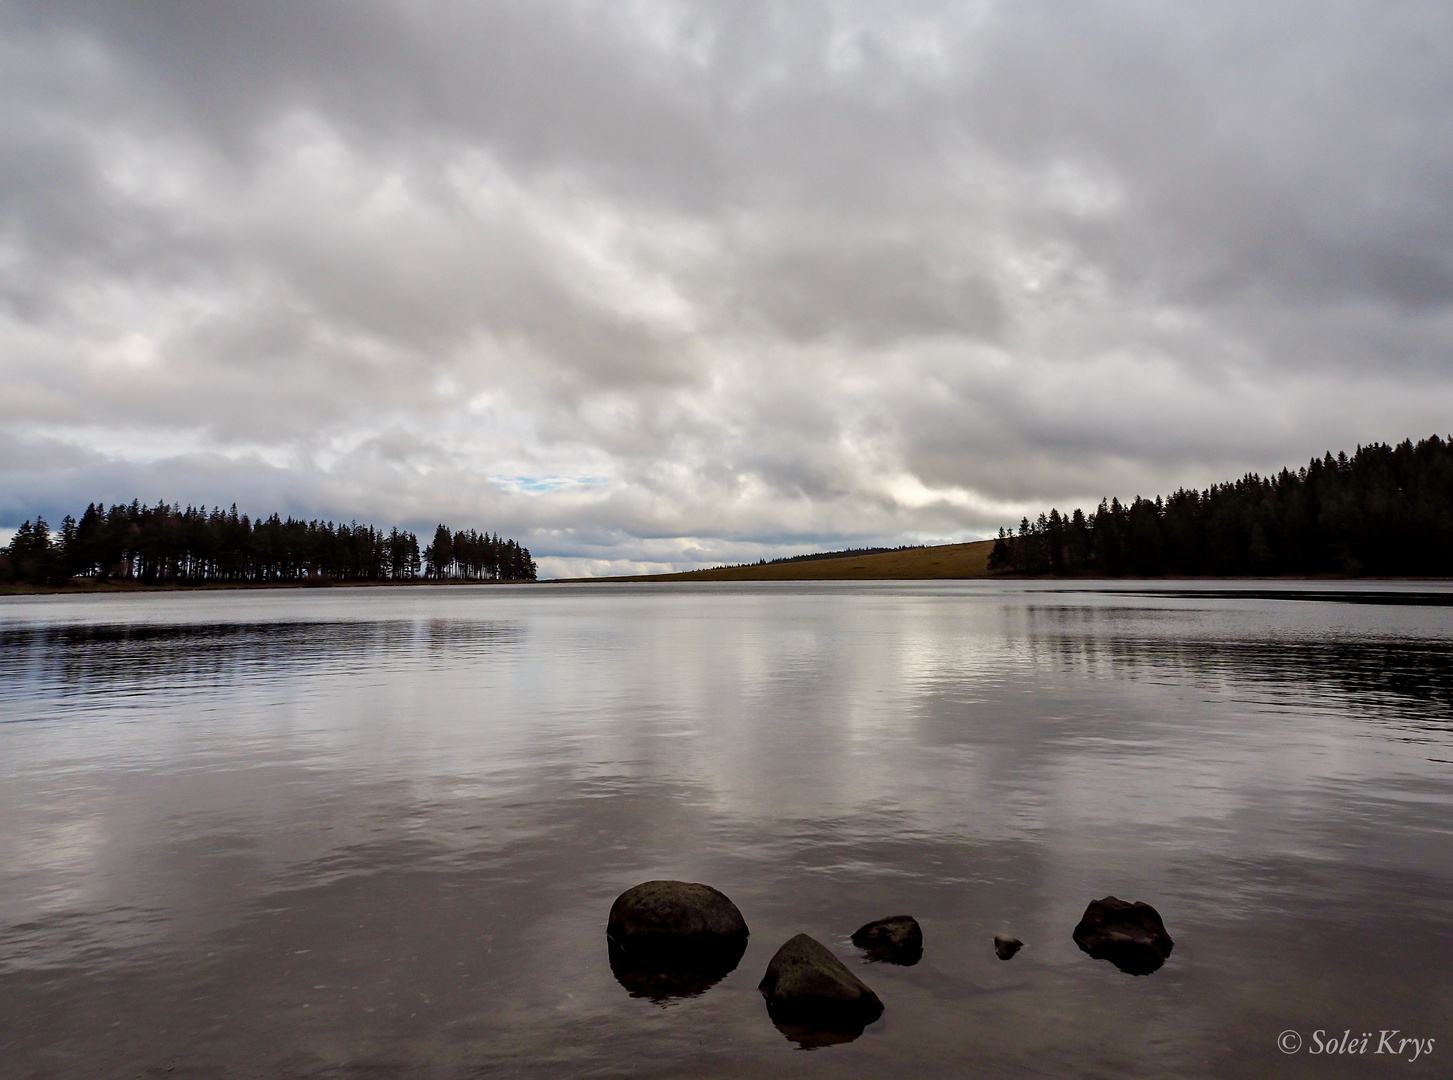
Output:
top-left (759, 934), bottom-right (884, 1034)
top-left (606, 880), bottom-right (749, 1000)
top-left (850, 915), bottom-right (923, 965)
top-left (993, 933), bottom-right (1023, 960)
top-left (1072, 896), bottom-right (1174, 975)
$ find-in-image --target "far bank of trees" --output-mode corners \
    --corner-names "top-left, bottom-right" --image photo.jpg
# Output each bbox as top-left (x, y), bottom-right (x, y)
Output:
top-left (422, 524), bottom-right (536, 582)
top-left (988, 435), bottom-right (1453, 578)
top-left (0, 501), bottom-right (536, 586)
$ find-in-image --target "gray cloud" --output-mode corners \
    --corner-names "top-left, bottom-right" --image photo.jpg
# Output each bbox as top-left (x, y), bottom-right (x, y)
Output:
top-left (2, 1), bottom-right (1451, 575)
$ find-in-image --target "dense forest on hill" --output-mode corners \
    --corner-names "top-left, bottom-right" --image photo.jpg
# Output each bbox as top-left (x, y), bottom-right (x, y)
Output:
top-left (0, 502), bottom-right (536, 585)
top-left (989, 435), bottom-right (1453, 577)
top-left (727, 543), bottom-right (927, 569)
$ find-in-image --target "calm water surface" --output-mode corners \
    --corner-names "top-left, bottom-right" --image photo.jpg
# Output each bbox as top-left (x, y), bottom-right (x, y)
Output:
top-left (2, 581), bottom-right (1452, 1078)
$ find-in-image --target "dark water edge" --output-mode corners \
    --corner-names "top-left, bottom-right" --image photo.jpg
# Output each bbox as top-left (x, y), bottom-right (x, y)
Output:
top-left (1, 581), bottom-right (1451, 1078)
top-left (1068, 584), bottom-right (1453, 606)
top-left (4, 574), bottom-right (1452, 600)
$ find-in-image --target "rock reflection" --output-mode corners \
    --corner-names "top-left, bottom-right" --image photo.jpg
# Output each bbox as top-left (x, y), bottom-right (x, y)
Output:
top-left (769, 1018), bottom-right (866, 1049)
top-left (606, 936), bottom-right (747, 1003)
top-left (1078, 940), bottom-right (1167, 976)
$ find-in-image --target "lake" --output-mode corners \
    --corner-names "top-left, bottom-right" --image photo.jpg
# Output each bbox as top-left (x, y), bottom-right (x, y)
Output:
top-left (2, 581), bottom-right (1451, 1078)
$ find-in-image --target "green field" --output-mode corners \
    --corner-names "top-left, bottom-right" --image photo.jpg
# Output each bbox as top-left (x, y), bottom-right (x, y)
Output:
top-left (601, 539), bottom-right (996, 581)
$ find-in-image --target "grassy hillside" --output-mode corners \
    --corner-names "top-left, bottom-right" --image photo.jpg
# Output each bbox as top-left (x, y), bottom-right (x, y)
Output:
top-left (604, 539), bottom-right (995, 581)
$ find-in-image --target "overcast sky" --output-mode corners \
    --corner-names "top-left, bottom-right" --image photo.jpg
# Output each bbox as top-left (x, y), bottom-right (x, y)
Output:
top-left (2, 1), bottom-right (1451, 575)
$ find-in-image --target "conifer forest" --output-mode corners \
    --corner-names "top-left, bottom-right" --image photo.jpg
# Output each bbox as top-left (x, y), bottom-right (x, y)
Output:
top-left (988, 435), bottom-right (1453, 577)
top-left (0, 502), bottom-right (536, 586)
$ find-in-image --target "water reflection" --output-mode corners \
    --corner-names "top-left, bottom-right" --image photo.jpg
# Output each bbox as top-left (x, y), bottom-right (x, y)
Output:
top-left (1017, 604), bottom-right (1453, 725)
top-left (0, 582), bottom-right (1450, 1078)
top-left (0, 619), bottom-right (523, 708)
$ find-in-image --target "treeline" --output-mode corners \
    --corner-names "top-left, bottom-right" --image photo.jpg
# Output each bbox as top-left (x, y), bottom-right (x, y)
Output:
top-left (0, 501), bottom-right (537, 586)
top-left (767, 544), bottom-right (926, 566)
top-left (988, 435), bottom-right (1453, 577)
top-left (710, 544), bottom-right (928, 571)
top-left (421, 524), bottom-right (536, 582)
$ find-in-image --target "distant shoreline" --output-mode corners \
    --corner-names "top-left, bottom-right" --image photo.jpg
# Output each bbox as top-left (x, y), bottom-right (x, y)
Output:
top-left (5, 534), bottom-right (1448, 597)
top-left (0, 578), bottom-right (533, 597)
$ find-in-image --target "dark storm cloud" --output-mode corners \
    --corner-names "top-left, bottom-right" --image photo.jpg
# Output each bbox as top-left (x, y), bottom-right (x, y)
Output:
top-left (2, 1), bottom-right (1451, 574)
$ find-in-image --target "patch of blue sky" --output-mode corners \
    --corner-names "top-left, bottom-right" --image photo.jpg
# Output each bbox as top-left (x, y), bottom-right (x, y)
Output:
top-left (488, 475), bottom-right (609, 495)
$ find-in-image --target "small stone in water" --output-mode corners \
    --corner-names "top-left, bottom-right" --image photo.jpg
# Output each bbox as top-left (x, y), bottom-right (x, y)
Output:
top-left (994, 933), bottom-right (1023, 960)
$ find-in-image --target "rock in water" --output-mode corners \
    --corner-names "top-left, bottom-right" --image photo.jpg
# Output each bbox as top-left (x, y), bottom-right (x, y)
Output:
top-left (607, 881), bottom-right (749, 1000)
top-left (759, 934), bottom-right (884, 1033)
top-left (993, 933), bottom-right (1023, 960)
top-left (850, 915), bottom-right (923, 965)
top-left (608, 880), bottom-right (749, 953)
top-left (1072, 896), bottom-right (1174, 975)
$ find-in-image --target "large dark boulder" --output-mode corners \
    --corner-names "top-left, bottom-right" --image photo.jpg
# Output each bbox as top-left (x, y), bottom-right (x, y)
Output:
top-left (607, 880), bottom-right (749, 953)
top-left (1072, 896), bottom-right (1174, 975)
top-left (759, 934), bottom-right (884, 1034)
top-left (850, 915), bottom-right (922, 965)
top-left (606, 881), bottom-right (748, 1000)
